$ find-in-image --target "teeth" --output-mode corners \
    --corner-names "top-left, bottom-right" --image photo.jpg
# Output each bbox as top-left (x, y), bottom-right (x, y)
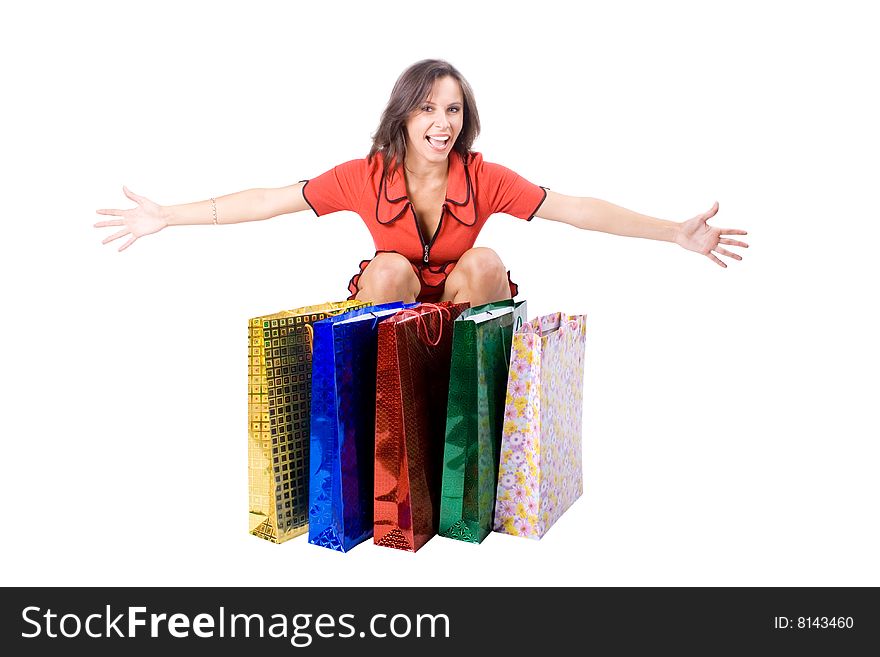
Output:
top-left (427, 136), bottom-right (449, 150)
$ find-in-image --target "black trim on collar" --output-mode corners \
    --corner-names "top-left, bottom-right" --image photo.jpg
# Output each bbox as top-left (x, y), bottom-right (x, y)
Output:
top-left (375, 173), bottom-right (411, 225)
top-left (445, 156), bottom-right (472, 206)
top-left (443, 164), bottom-right (476, 226)
top-left (374, 152), bottom-right (477, 226)
top-left (382, 170), bottom-right (409, 204)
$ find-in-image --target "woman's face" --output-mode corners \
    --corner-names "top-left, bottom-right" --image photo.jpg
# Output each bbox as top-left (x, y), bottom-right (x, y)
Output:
top-left (404, 75), bottom-right (464, 168)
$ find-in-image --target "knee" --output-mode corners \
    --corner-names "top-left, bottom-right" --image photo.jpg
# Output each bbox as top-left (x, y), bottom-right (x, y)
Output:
top-left (360, 253), bottom-right (418, 300)
top-left (458, 248), bottom-right (507, 287)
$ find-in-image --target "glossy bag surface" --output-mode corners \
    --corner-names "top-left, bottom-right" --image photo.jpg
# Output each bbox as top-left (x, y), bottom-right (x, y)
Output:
top-left (373, 302), bottom-right (469, 552)
top-left (439, 300), bottom-right (528, 544)
top-left (308, 302), bottom-right (415, 552)
top-left (247, 300), bottom-right (369, 543)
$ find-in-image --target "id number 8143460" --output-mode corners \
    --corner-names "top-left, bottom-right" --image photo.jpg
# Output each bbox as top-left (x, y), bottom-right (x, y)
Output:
top-left (773, 617), bottom-right (854, 629)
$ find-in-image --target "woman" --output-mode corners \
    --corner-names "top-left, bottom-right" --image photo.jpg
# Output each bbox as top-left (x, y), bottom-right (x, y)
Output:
top-left (95, 60), bottom-right (748, 305)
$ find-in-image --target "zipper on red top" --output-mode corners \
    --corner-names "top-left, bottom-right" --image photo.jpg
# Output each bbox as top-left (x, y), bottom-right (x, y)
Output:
top-left (412, 204), bottom-right (444, 264)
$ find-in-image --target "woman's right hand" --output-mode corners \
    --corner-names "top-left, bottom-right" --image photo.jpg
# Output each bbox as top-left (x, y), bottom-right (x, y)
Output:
top-left (94, 186), bottom-right (169, 251)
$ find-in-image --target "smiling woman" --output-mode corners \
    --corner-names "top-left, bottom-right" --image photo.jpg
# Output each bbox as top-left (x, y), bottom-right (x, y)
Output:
top-left (94, 59), bottom-right (749, 305)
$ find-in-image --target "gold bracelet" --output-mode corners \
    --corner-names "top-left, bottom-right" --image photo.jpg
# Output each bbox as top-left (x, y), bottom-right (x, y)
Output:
top-left (210, 197), bottom-right (218, 225)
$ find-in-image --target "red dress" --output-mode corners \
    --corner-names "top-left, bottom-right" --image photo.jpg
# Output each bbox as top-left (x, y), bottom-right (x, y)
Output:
top-left (302, 151), bottom-right (546, 302)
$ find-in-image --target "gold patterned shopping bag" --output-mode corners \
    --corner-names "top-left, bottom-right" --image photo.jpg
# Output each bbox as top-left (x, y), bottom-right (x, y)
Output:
top-left (248, 300), bottom-right (369, 543)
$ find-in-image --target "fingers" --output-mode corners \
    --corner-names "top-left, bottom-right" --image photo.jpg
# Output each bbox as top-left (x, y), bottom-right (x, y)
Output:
top-left (94, 219), bottom-right (123, 228)
top-left (721, 228), bottom-right (748, 235)
top-left (704, 201), bottom-right (719, 219)
top-left (714, 247), bottom-right (742, 261)
top-left (719, 238), bottom-right (749, 248)
top-left (102, 229), bottom-right (130, 244)
top-left (123, 185), bottom-right (143, 205)
top-left (694, 201), bottom-right (719, 226)
top-left (707, 253), bottom-right (726, 268)
top-left (95, 208), bottom-right (124, 217)
top-left (119, 236), bottom-right (137, 252)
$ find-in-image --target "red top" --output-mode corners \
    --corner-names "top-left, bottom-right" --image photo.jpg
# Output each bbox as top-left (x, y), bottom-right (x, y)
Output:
top-left (302, 151), bottom-right (546, 301)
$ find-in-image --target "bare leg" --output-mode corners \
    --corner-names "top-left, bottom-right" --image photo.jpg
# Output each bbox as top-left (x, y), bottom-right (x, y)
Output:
top-left (355, 252), bottom-right (421, 303)
top-left (440, 247), bottom-right (512, 305)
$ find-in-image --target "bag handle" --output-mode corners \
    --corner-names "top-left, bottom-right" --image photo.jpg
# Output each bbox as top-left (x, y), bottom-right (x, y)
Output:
top-left (561, 314), bottom-right (583, 333)
top-left (304, 323), bottom-right (314, 350)
top-left (298, 303), bottom-right (364, 351)
top-left (396, 303), bottom-right (452, 346)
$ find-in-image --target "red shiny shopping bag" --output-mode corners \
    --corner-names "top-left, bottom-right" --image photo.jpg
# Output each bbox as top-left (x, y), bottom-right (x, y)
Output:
top-left (373, 302), bottom-right (469, 552)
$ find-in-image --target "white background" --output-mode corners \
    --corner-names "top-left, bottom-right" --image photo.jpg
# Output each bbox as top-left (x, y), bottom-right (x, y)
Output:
top-left (2, 0), bottom-right (877, 587)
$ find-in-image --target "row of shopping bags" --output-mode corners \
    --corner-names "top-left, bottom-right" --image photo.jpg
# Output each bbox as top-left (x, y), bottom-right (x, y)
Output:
top-left (247, 299), bottom-right (587, 552)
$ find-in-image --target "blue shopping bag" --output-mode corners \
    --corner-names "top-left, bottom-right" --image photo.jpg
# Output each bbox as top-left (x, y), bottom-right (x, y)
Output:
top-left (308, 302), bottom-right (417, 552)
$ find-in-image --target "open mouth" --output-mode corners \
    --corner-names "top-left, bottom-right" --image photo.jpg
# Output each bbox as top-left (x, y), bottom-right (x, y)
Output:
top-left (425, 135), bottom-right (450, 151)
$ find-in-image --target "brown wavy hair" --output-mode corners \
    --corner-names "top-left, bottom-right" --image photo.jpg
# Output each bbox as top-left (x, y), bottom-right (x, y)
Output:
top-left (368, 59), bottom-right (481, 180)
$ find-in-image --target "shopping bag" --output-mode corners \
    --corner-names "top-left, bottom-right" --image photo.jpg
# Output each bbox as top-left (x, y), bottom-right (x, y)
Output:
top-left (439, 299), bottom-right (528, 543)
top-left (248, 300), bottom-right (369, 544)
top-left (493, 312), bottom-right (587, 539)
top-left (373, 302), bottom-right (469, 552)
top-left (308, 302), bottom-right (416, 552)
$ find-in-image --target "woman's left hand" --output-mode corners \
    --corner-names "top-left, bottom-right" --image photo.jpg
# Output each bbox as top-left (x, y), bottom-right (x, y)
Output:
top-left (675, 201), bottom-right (749, 268)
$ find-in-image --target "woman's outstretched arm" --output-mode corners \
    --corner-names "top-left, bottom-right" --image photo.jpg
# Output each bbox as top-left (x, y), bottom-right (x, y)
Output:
top-left (534, 191), bottom-right (748, 267)
top-left (95, 182), bottom-right (310, 251)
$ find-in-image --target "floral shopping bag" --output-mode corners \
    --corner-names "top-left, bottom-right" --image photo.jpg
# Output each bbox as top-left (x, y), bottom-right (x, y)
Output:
top-left (494, 313), bottom-right (587, 539)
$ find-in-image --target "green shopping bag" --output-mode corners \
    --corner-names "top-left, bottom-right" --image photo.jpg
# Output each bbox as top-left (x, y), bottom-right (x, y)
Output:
top-left (439, 299), bottom-right (528, 543)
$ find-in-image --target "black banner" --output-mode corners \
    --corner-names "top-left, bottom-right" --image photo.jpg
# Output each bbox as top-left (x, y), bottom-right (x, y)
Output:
top-left (1, 587), bottom-right (876, 654)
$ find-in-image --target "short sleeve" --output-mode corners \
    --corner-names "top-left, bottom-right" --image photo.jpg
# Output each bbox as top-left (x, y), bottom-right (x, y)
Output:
top-left (301, 159), bottom-right (369, 217)
top-left (479, 160), bottom-right (547, 221)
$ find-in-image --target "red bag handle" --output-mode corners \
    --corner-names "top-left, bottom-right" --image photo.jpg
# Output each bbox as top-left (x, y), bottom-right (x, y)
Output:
top-left (395, 303), bottom-right (452, 346)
